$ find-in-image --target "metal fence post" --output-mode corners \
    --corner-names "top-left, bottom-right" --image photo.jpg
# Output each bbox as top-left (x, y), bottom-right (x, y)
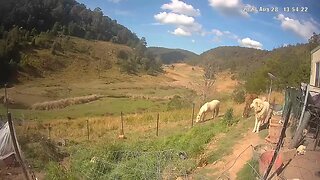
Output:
top-left (7, 112), bottom-right (30, 180)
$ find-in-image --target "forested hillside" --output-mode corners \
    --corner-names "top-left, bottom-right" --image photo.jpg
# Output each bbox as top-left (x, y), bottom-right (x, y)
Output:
top-left (190, 33), bottom-right (320, 93)
top-left (147, 47), bottom-right (198, 64)
top-left (192, 46), bottom-right (268, 77)
top-left (0, 0), bottom-right (162, 84)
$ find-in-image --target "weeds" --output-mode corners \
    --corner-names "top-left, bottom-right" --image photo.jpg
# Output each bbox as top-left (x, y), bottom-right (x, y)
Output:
top-left (236, 158), bottom-right (259, 180)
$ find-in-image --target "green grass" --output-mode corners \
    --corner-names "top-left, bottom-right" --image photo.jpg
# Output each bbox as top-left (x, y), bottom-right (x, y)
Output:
top-left (236, 158), bottom-right (259, 180)
top-left (258, 129), bottom-right (269, 139)
top-left (207, 118), bottom-right (253, 163)
top-left (0, 97), bottom-right (168, 121)
top-left (47, 119), bottom-right (231, 179)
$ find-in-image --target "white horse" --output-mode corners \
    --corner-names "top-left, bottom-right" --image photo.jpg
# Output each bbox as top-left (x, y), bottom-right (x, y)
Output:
top-left (250, 98), bottom-right (270, 133)
top-left (196, 100), bottom-right (220, 123)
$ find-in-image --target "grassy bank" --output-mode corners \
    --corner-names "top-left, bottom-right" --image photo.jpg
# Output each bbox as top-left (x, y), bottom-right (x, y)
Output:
top-left (44, 119), bottom-right (231, 179)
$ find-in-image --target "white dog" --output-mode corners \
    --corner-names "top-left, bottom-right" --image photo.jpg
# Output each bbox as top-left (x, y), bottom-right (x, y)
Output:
top-left (196, 100), bottom-right (220, 123)
top-left (250, 98), bottom-right (270, 133)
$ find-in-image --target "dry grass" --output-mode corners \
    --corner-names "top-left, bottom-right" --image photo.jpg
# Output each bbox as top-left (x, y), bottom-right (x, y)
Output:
top-left (18, 108), bottom-right (195, 143)
top-left (31, 94), bottom-right (103, 110)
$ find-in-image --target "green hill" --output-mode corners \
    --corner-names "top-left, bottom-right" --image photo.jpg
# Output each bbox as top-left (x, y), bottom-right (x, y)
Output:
top-left (0, 0), bottom-right (162, 84)
top-left (188, 42), bottom-right (318, 92)
top-left (147, 47), bottom-right (198, 64)
top-left (194, 46), bottom-right (268, 77)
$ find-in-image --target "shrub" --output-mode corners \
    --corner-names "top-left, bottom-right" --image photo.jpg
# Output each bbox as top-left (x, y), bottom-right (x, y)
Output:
top-left (34, 32), bottom-right (54, 48)
top-left (117, 50), bottom-right (129, 60)
top-left (232, 88), bottom-right (245, 104)
top-left (167, 95), bottom-right (189, 110)
top-left (223, 108), bottom-right (236, 126)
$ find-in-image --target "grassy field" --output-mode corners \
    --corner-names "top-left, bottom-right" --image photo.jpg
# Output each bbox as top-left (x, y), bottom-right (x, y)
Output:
top-left (42, 117), bottom-right (241, 179)
top-left (0, 36), bottom-right (283, 179)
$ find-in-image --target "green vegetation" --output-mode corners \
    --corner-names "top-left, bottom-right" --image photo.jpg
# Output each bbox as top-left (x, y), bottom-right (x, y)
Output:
top-left (0, 97), bottom-right (168, 121)
top-left (0, 0), bottom-right (163, 84)
top-left (45, 119), bottom-right (230, 179)
top-left (223, 108), bottom-right (237, 126)
top-left (147, 47), bottom-right (198, 64)
top-left (236, 158), bottom-right (259, 180)
top-left (232, 87), bottom-right (246, 104)
top-left (188, 33), bottom-right (320, 93)
top-left (167, 95), bottom-right (191, 110)
top-left (207, 118), bottom-right (252, 163)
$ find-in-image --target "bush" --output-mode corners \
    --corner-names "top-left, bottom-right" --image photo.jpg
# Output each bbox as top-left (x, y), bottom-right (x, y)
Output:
top-left (223, 108), bottom-right (236, 126)
top-left (34, 32), bottom-right (54, 48)
top-left (117, 50), bottom-right (129, 60)
top-left (232, 88), bottom-right (245, 104)
top-left (167, 95), bottom-right (189, 110)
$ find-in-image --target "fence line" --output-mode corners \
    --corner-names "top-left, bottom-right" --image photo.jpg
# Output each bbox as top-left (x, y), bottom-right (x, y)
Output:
top-left (216, 144), bottom-right (261, 180)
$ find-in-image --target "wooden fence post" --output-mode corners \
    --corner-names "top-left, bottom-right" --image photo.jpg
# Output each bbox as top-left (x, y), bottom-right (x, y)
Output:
top-left (156, 113), bottom-right (159, 136)
top-left (7, 112), bottom-right (30, 180)
top-left (191, 103), bottom-right (195, 127)
top-left (86, 120), bottom-right (90, 141)
top-left (47, 123), bottom-right (51, 140)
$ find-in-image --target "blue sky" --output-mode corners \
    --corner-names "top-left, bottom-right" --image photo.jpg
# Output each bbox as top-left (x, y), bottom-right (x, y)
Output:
top-left (77, 0), bottom-right (320, 54)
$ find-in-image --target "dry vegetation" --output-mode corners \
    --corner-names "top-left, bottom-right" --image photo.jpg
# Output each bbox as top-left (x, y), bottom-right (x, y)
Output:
top-left (31, 94), bottom-right (103, 110)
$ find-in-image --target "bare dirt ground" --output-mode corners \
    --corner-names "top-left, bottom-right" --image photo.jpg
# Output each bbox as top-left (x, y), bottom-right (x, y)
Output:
top-left (163, 63), bottom-right (239, 95)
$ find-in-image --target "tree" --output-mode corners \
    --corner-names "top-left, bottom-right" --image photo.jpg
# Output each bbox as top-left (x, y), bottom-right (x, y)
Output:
top-left (51, 22), bottom-right (60, 36)
top-left (202, 64), bottom-right (215, 102)
top-left (309, 32), bottom-right (320, 50)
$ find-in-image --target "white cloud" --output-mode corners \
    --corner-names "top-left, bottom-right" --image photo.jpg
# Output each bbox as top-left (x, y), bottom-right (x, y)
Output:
top-left (171, 28), bottom-right (192, 36)
top-left (192, 39), bottom-right (195, 43)
top-left (208, 0), bottom-right (255, 17)
top-left (155, 1), bottom-right (203, 36)
top-left (154, 12), bottom-right (195, 26)
top-left (238, 37), bottom-right (263, 49)
top-left (212, 29), bottom-right (223, 36)
top-left (108, 0), bottom-right (123, 3)
top-left (162, 0), bottom-right (200, 17)
top-left (275, 14), bottom-right (320, 40)
top-left (210, 29), bottom-right (240, 44)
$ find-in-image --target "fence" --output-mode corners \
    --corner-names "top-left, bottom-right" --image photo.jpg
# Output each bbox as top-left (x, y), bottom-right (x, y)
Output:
top-left (282, 87), bottom-right (304, 137)
top-left (71, 149), bottom-right (194, 180)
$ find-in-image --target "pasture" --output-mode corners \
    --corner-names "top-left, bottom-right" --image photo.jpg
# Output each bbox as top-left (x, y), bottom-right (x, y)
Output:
top-left (1, 63), bottom-right (283, 179)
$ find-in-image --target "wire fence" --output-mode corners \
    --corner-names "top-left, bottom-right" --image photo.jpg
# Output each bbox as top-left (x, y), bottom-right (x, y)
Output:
top-left (215, 144), bottom-right (261, 180)
top-left (282, 87), bottom-right (304, 137)
top-left (72, 149), bottom-right (192, 180)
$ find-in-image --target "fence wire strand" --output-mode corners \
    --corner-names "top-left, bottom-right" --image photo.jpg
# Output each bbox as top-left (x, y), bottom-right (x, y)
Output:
top-left (216, 144), bottom-right (262, 180)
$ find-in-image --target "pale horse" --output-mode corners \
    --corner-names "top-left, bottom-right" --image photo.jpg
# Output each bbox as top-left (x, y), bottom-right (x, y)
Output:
top-left (196, 100), bottom-right (220, 123)
top-left (250, 98), bottom-right (270, 133)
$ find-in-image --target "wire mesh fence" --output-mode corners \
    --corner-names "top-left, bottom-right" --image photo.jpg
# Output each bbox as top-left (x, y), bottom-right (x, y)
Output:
top-left (67, 149), bottom-right (195, 180)
top-left (282, 87), bottom-right (304, 137)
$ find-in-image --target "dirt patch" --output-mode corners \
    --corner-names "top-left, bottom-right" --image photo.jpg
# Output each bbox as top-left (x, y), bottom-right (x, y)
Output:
top-left (193, 126), bottom-right (264, 179)
top-left (163, 63), bottom-right (240, 95)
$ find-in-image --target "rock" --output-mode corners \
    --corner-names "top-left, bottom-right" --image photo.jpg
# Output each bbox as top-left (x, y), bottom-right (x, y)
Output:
top-left (296, 145), bottom-right (306, 155)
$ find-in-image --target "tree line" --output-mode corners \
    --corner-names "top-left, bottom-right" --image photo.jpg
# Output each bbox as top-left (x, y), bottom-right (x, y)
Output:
top-left (0, 0), bottom-right (162, 84)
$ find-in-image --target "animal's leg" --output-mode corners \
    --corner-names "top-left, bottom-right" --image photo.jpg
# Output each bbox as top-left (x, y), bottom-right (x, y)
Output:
top-left (202, 112), bottom-right (206, 121)
top-left (215, 106), bottom-right (219, 117)
top-left (256, 121), bottom-right (261, 133)
top-left (212, 110), bottom-right (215, 119)
top-left (252, 117), bottom-right (258, 132)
